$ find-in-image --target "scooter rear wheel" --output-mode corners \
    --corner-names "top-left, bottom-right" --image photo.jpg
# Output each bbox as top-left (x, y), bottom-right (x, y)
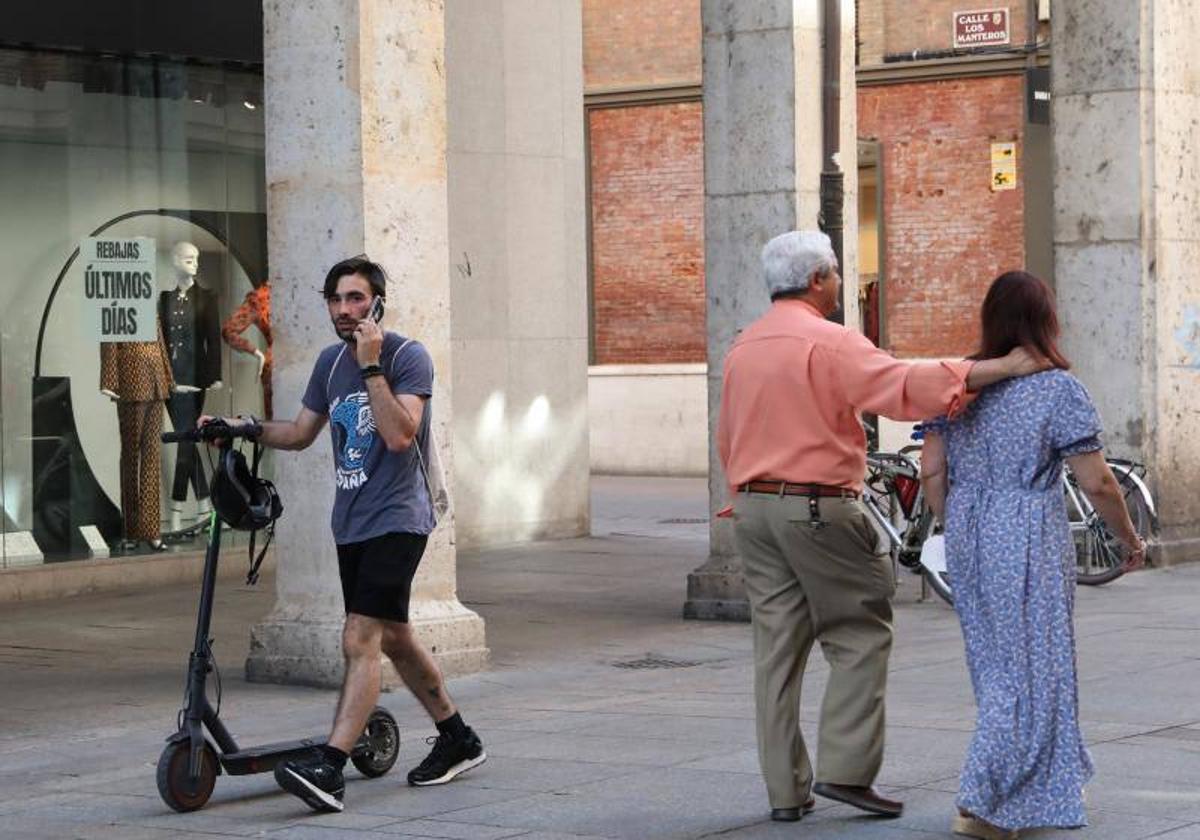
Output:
top-left (352, 706), bottom-right (401, 778)
top-left (157, 739), bottom-right (219, 812)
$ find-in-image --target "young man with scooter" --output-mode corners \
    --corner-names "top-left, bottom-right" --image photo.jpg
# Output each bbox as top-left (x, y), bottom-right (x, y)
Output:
top-left (202, 256), bottom-right (485, 813)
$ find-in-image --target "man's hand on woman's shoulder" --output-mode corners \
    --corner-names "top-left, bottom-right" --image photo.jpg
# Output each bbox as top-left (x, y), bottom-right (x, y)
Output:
top-left (965, 346), bottom-right (1053, 392)
top-left (1003, 346), bottom-right (1054, 377)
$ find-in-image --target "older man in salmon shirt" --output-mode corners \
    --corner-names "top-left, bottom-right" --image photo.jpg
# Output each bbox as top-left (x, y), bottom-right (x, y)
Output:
top-left (718, 230), bottom-right (1045, 824)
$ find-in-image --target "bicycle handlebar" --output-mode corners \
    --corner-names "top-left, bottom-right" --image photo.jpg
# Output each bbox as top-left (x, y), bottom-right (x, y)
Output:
top-left (866, 450), bottom-right (920, 471)
top-left (161, 420), bottom-right (263, 445)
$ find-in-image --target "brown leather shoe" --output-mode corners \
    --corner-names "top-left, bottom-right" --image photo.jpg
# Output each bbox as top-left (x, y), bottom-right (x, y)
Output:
top-left (812, 782), bottom-right (903, 817)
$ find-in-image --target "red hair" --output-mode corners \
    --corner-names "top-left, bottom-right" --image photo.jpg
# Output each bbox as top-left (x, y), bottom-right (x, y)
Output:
top-left (973, 271), bottom-right (1070, 369)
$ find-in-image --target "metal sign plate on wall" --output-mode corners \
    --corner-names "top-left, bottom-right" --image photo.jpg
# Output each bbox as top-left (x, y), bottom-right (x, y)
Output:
top-left (954, 8), bottom-right (1011, 48)
top-left (991, 142), bottom-right (1018, 191)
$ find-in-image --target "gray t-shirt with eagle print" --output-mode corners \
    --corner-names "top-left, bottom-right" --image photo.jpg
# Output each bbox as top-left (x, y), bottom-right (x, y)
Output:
top-left (302, 332), bottom-right (435, 544)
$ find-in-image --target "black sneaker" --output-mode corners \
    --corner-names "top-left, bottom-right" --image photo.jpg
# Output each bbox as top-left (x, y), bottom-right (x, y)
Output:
top-left (274, 751), bottom-right (345, 812)
top-left (407, 728), bottom-right (487, 786)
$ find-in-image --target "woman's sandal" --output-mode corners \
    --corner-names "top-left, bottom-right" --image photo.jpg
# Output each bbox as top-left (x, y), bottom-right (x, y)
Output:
top-left (952, 813), bottom-right (1019, 840)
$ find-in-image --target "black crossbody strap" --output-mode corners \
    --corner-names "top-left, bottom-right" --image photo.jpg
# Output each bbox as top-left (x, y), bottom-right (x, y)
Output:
top-left (244, 440), bottom-right (270, 586)
top-left (246, 520), bottom-right (274, 586)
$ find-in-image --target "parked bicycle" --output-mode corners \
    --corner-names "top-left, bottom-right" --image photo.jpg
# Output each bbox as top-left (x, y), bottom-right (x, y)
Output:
top-left (863, 430), bottom-right (1158, 605)
top-left (862, 449), bottom-right (951, 602)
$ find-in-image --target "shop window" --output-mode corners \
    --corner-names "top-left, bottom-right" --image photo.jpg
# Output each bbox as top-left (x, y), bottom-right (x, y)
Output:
top-left (0, 48), bottom-right (269, 565)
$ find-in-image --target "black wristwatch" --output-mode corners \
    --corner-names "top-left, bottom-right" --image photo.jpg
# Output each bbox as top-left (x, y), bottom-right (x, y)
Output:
top-left (360, 363), bottom-right (385, 379)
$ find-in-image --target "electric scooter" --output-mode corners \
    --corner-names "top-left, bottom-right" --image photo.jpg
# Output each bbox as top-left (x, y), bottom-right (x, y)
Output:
top-left (156, 421), bottom-right (401, 812)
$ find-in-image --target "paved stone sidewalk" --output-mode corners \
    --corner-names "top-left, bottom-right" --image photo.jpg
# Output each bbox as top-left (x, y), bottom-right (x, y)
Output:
top-left (2, 477), bottom-right (1199, 839)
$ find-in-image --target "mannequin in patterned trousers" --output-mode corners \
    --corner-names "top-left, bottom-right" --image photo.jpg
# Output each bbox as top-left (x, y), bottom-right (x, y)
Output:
top-left (100, 327), bottom-right (173, 550)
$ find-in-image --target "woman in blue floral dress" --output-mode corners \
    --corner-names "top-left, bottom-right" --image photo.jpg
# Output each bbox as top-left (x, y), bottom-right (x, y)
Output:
top-left (919, 271), bottom-right (1147, 840)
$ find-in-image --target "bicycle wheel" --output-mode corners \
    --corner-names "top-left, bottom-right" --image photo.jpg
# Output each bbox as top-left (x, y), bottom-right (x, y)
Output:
top-left (1118, 470), bottom-right (1156, 541)
top-left (923, 567), bottom-right (954, 605)
top-left (1074, 521), bottom-right (1125, 585)
top-left (1075, 471), bottom-right (1152, 585)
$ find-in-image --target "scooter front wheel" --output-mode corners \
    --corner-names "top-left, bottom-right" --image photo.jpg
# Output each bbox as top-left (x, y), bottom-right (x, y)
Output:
top-left (157, 739), bottom-right (219, 812)
top-left (351, 706), bottom-right (401, 778)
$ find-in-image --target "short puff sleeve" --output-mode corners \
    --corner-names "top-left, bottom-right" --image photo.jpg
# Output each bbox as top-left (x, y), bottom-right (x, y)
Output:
top-left (1051, 374), bottom-right (1103, 458)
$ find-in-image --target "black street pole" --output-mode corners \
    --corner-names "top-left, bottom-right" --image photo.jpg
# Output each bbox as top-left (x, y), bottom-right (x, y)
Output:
top-left (819, 0), bottom-right (845, 323)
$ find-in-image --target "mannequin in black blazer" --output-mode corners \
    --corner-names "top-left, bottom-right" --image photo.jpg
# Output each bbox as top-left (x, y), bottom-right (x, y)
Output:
top-left (159, 241), bottom-right (222, 530)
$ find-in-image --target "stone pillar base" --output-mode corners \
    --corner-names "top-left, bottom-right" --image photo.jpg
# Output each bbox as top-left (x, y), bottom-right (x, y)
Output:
top-left (246, 599), bottom-right (488, 689)
top-left (1151, 529), bottom-right (1200, 568)
top-left (683, 555), bottom-right (749, 622)
top-left (245, 614), bottom-right (342, 689)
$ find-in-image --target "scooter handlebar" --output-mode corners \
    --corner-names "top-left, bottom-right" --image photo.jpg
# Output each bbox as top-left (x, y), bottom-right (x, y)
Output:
top-left (161, 420), bottom-right (263, 444)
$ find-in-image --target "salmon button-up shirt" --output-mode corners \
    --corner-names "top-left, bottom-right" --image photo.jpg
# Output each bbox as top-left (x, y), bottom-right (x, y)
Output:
top-left (717, 299), bottom-right (974, 495)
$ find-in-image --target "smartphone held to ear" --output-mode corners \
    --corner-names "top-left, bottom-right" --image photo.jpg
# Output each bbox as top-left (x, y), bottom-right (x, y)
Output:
top-left (368, 296), bottom-right (385, 323)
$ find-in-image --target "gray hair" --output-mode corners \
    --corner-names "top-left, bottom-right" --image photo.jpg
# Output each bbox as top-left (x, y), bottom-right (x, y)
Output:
top-left (761, 230), bottom-right (837, 298)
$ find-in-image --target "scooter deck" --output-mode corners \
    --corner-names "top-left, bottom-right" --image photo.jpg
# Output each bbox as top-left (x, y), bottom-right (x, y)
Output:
top-left (220, 737), bottom-right (327, 776)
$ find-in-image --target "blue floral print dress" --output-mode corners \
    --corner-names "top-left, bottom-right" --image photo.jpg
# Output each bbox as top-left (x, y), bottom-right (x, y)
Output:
top-left (935, 369), bottom-right (1102, 830)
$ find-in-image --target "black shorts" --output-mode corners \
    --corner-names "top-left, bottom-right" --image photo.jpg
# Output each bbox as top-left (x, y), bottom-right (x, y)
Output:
top-left (336, 532), bottom-right (428, 623)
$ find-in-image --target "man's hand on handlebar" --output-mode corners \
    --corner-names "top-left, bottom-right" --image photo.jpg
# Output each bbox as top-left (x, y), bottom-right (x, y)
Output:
top-left (196, 414), bottom-right (258, 446)
top-left (162, 416), bottom-right (261, 446)
top-left (197, 414), bottom-right (247, 429)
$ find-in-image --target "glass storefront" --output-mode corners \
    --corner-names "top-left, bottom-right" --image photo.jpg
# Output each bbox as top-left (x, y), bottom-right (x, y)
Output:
top-left (0, 47), bottom-right (268, 565)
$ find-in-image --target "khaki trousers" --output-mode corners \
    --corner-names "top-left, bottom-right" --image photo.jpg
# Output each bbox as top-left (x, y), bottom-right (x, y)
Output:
top-left (733, 492), bottom-right (895, 808)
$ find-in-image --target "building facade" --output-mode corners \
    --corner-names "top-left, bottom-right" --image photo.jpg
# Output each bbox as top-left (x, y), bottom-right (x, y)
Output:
top-left (582, 0), bottom-right (709, 476)
top-left (583, 0), bottom-right (1051, 460)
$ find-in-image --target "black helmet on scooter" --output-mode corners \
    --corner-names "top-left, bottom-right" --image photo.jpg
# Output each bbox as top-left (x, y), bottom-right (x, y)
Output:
top-left (210, 446), bottom-right (283, 531)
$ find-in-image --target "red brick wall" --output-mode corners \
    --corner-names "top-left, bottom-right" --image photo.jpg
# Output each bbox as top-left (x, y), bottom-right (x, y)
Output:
top-left (583, 0), bottom-right (701, 91)
top-left (583, 0), bottom-right (1029, 364)
top-left (858, 75), bottom-right (1025, 357)
top-left (589, 102), bottom-right (705, 364)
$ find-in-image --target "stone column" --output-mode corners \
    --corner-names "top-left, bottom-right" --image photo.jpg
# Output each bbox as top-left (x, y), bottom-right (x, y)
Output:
top-left (1053, 0), bottom-right (1200, 564)
top-left (445, 0), bottom-right (590, 551)
top-left (685, 0), bottom-right (858, 619)
top-left (247, 0), bottom-right (486, 687)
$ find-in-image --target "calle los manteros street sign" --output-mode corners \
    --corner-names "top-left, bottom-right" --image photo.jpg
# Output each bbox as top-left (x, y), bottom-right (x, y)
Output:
top-left (953, 8), bottom-right (1011, 48)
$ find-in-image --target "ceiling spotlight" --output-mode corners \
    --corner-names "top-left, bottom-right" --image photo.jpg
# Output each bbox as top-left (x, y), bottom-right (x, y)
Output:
top-left (242, 99), bottom-right (257, 110)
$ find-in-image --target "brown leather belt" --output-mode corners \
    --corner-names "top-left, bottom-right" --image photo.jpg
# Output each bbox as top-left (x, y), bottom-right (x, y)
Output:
top-left (739, 480), bottom-right (859, 499)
